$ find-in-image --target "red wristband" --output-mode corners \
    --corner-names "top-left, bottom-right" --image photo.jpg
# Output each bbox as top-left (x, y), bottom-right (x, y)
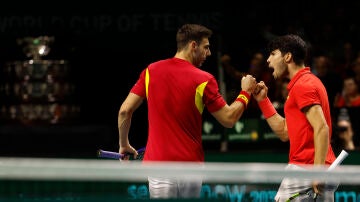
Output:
top-left (258, 97), bottom-right (277, 118)
top-left (236, 90), bottom-right (251, 108)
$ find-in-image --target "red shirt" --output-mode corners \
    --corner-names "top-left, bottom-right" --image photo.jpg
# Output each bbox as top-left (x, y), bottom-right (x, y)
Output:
top-left (131, 58), bottom-right (226, 162)
top-left (285, 67), bottom-right (336, 165)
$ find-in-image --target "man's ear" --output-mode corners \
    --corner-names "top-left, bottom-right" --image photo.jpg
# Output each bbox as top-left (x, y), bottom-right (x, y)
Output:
top-left (190, 40), bottom-right (197, 49)
top-left (284, 52), bottom-right (292, 63)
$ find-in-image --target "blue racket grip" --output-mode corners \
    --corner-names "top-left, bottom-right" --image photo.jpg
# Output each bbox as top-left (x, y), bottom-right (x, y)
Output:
top-left (98, 147), bottom-right (145, 159)
top-left (98, 150), bottom-right (122, 159)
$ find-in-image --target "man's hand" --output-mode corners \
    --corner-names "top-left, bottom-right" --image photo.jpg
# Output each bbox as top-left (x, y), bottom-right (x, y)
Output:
top-left (241, 74), bottom-right (257, 95)
top-left (119, 145), bottom-right (138, 160)
top-left (252, 81), bottom-right (268, 102)
top-left (312, 180), bottom-right (324, 199)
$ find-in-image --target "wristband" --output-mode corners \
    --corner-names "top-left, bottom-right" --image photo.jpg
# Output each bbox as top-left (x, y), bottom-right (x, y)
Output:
top-left (258, 97), bottom-right (277, 118)
top-left (236, 90), bottom-right (251, 108)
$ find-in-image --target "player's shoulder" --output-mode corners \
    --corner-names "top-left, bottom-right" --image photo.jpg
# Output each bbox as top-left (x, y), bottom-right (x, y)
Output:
top-left (195, 68), bottom-right (215, 80)
top-left (149, 58), bottom-right (172, 66)
top-left (296, 73), bottom-right (320, 86)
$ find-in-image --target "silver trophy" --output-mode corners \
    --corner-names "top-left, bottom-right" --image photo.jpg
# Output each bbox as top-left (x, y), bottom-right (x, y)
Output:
top-left (1, 36), bottom-right (80, 124)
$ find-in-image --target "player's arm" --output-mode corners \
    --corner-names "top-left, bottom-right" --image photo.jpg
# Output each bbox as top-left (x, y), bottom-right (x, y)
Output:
top-left (212, 100), bottom-right (247, 128)
top-left (263, 113), bottom-right (288, 141)
top-left (303, 104), bottom-right (330, 196)
top-left (118, 92), bottom-right (144, 155)
top-left (303, 104), bottom-right (329, 165)
top-left (253, 81), bottom-right (288, 141)
top-left (212, 75), bottom-right (256, 128)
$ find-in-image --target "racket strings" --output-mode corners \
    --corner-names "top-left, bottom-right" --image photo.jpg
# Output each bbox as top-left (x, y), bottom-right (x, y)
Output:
top-left (286, 188), bottom-right (316, 202)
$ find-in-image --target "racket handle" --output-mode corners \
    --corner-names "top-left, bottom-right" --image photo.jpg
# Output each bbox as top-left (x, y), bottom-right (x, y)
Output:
top-left (98, 149), bottom-right (122, 159)
top-left (328, 149), bottom-right (349, 171)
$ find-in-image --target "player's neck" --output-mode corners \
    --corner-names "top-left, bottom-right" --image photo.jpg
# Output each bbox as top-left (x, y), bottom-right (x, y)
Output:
top-left (174, 51), bottom-right (192, 64)
top-left (288, 64), bottom-right (306, 79)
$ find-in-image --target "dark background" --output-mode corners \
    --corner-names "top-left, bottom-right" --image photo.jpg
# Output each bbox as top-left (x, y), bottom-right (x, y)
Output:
top-left (0, 1), bottom-right (359, 157)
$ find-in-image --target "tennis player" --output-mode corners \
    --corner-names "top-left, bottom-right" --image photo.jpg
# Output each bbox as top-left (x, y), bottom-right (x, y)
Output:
top-left (253, 34), bottom-right (338, 201)
top-left (118, 24), bottom-right (257, 199)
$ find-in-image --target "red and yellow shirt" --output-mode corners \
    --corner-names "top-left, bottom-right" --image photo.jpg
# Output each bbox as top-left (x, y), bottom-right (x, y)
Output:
top-left (131, 57), bottom-right (226, 162)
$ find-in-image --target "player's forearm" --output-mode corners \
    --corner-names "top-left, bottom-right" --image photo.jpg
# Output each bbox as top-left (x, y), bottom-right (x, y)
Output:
top-left (211, 101), bottom-right (246, 128)
top-left (223, 90), bottom-right (251, 127)
top-left (257, 97), bottom-right (288, 141)
top-left (313, 125), bottom-right (329, 165)
top-left (118, 109), bottom-right (132, 148)
top-left (265, 114), bottom-right (288, 141)
top-left (227, 101), bottom-right (246, 127)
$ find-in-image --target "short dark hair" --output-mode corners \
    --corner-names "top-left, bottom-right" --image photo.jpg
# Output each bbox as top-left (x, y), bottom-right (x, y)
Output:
top-left (176, 24), bottom-right (212, 51)
top-left (267, 34), bottom-right (308, 66)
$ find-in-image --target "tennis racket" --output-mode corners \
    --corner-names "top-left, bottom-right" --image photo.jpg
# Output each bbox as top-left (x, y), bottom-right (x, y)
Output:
top-left (97, 147), bottom-right (146, 160)
top-left (285, 150), bottom-right (349, 201)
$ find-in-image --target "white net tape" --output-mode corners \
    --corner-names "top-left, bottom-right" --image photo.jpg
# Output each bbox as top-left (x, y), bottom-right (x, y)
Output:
top-left (0, 155), bottom-right (358, 185)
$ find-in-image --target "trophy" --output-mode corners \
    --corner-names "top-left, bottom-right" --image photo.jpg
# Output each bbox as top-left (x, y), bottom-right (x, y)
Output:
top-left (1, 36), bottom-right (79, 124)
top-left (17, 36), bottom-right (54, 60)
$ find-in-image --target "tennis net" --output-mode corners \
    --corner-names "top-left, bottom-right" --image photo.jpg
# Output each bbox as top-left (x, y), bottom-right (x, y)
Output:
top-left (0, 156), bottom-right (360, 201)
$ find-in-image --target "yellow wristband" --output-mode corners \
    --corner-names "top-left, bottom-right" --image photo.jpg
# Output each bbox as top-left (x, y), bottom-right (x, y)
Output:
top-left (236, 91), bottom-right (251, 108)
top-left (237, 94), bottom-right (249, 105)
